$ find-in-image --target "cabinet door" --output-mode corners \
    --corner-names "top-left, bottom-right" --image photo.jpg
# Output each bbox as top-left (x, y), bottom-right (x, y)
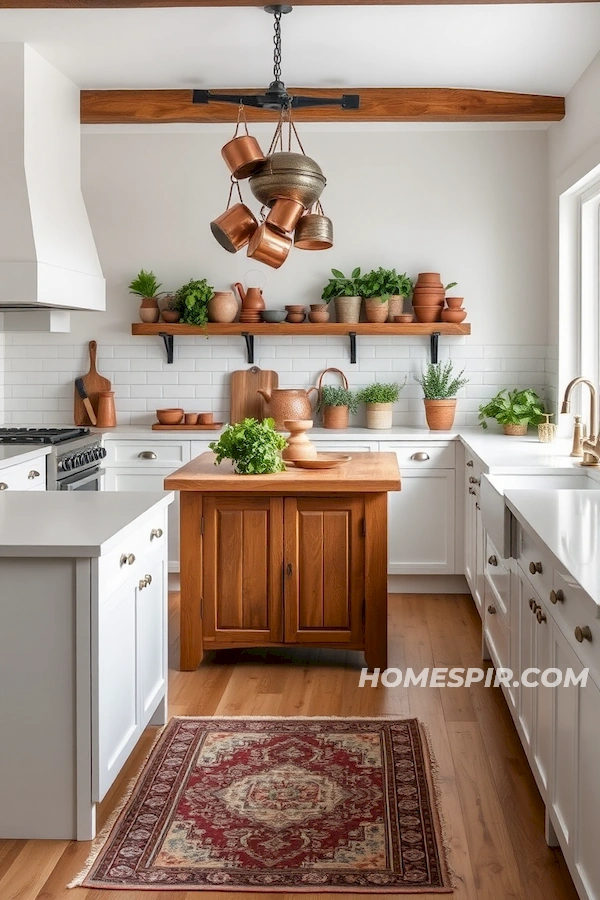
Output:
top-left (551, 624), bottom-right (579, 852)
top-left (202, 496), bottom-right (284, 645)
top-left (94, 574), bottom-right (139, 802)
top-left (574, 671), bottom-right (600, 900)
top-left (474, 503), bottom-right (485, 614)
top-left (137, 553), bottom-right (167, 728)
top-left (104, 469), bottom-right (179, 572)
top-left (517, 576), bottom-right (536, 755)
top-left (533, 603), bottom-right (553, 797)
top-left (284, 496), bottom-right (364, 645)
top-left (388, 470), bottom-right (455, 574)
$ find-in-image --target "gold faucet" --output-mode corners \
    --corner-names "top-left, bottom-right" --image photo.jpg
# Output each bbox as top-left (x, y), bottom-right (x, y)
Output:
top-left (561, 377), bottom-right (600, 466)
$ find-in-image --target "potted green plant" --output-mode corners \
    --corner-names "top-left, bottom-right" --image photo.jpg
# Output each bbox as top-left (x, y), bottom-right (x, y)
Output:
top-left (478, 388), bottom-right (546, 435)
top-left (175, 278), bottom-right (215, 328)
top-left (321, 267), bottom-right (363, 324)
top-left (209, 418), bottom-right (287, 474)
top-left (160, 294), bottom-right (182, 324)
top-left (317, 385), bottom-right (358, 429)
top-left (361, 268), bottom-right (414, 323)
top-left (357, 381), bottom-right (405, 429)
top-left (415, 361), bottom-right (468, 430)
top-left (129, 269), bottom-right (163, 323)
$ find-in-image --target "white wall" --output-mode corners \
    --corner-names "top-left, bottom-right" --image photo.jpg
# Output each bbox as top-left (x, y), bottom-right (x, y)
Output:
top-left (2, 125), bottom-right (549, 426)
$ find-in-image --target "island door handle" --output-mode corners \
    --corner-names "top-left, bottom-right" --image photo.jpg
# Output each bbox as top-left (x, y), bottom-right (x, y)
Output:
top-left (138, 451), bottom-right (157, 460)
top-left (529, 561), bottom-right (543, 575)
top-left (529, 598), bottom-right (540, 612)
top-left (536, 609), bottom-right (547, 624)
top-left (150, 528), bottom-right (163, 540)
top-left (410, 452), bottom-right (430, 461)
top-left (550, 589), bottom-right (564, 605)
top-left (575, 625), bottom-right (592, 643)
top-left (120, 553), bottom-right (136, 567)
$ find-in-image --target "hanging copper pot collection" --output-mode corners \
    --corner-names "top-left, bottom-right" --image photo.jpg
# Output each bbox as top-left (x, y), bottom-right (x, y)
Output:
top-left (210, 106), bottom-right (333, 268)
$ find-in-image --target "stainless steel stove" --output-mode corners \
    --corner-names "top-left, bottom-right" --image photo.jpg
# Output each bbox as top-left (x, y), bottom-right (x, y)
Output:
top-left (0, 427), bottom-right (107, 490)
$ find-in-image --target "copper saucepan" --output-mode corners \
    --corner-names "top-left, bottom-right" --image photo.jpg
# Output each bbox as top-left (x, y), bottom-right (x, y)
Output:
top-left (266, 198), bottom-right (305, 234)
top-left (221, 135), bottom-right (267, 180)
top-left (211, 203), bottom-right (258, 253)
top-left (247, 223), bottom-right (291, 269)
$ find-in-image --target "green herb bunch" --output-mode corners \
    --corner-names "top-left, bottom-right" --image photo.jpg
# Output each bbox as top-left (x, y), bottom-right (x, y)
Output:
top-left (357, 381), bottom-right (405, 404)
top-left (321, 268), bottom-right (363, 301)
top-left (209, 418), bottom-right (287, 475)
top-left (317, 385), bottom-right (359, 414)
top-left (360, 268), bottom-right (414, 302)
top-left (128, 269), bottom-right (162, 298)
top-left (478, 388), bottom-right (545, 430)
top-left (175, 278), bottom-right (215, 327)
top-left (415, 361), bottom-right (468, 399)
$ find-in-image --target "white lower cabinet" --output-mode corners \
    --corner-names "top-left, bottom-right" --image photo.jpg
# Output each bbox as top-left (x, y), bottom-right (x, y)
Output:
top-left (464, 450), bottom-right (485, 614)
top-left (0, 453), bottom-right (47, 491)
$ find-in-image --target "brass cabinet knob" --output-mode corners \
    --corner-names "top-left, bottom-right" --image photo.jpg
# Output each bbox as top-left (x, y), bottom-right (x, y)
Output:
top-left (487, 604), bottom-right (497, 615)
top-left (410, 452), bottom-right (430, 461)
top-left (466, 460), bottom-right (474, 467)
top-left (529, 561), bottom-right (543, 575)
top-left (575, 625), bottom-right (593, 643)
top-left (138, 451), bottom-right (158, 460)
top-left (120, 553), bottom-right (136, 567)
top-left (145, 574), bottom-right (152, 585)
top-left (475, 502), bottom-right (480, 511)
top-left (0, 483), bottom-right (7, 491)
top-left (550, 589), bottom-right (564, 605)
top-left (469, 476), bottom-right (481, 485)
top-left (529, 598), bottom-right (539, 612)
top-left (536, 609), bottom-right (547, 624)
top-left (488, 555), bottom-right (498, 567)
top-left (469, 487), bottom-right (476, 495)
top-left (28, 470), bottom-right (40, 479)
top-left (150, 528), bottom-right (163, 540)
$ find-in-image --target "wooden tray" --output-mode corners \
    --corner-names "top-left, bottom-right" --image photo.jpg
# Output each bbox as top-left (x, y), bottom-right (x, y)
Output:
top-left (152, 423), bottom-right (223, 431)
top-left (292, 454), bottom-right (352, 469)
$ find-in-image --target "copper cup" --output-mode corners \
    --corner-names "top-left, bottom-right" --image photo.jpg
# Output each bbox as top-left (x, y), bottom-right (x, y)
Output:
top-left (210, 203), bottom-right (258, 253)
top-left (266, 198), bottom-right (305, 234)
top-left (247, 223), bottom-right (291, 269)
top-left (221, 135), bottom-right (266, 180)
top-left (294, 212), bottom-right (334, 250)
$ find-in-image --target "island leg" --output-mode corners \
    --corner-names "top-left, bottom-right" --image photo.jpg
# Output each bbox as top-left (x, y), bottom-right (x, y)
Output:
top-left (364, 492), bottom-right (388, 671)
top-left (180, 492), bottom-right (204, 670)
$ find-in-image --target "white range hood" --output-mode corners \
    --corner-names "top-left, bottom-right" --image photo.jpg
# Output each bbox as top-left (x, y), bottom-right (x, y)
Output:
top-left (0, 43), bottom-right (105, 324)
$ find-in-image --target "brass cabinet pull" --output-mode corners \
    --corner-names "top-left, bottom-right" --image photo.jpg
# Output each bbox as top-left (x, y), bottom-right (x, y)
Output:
top-left (550, 589), bottom-right (564, 605)
top-left (0, 483), bottom-right (7, 491)
top-left (487, 604), bottom-right (497, 615)
top-left (145, 574), bottom-right (152, 585)
top-left (575, 625), bottom-right (593, 643)
top-left (466, 460), bottom-right (474, 467)
top-left (150, 528), bottom-right (163, 540)
top-left (475, 502), bottom-right (480, 511)
top-left (529, 561), bottom-right (543, 575)
top-left (529, 598), bottom-right (539, 612)
top-left (139, 578), bottom-right (147, 590)
top-left (488, 555), bottom-right (498, 567)
top-left (469, 476), bottom-right (481, 485)
top-left (410, 452), bottom-right (430, 461)
top-left (120, 553), bottom-right (136, 567)
top-left (28, 470), bottom-right (40, 479)
top-left (138, 451), bottom-right (157, 460)
top-left (536, 609), bottom-right (547, 624)
top-left (469, 487), bottom-right (476, 495)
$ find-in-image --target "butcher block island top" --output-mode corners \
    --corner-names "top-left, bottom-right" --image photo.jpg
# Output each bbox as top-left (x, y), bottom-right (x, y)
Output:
top-left (164, 451), bottom-right (400, 493)
top-left (167, 451), bottom-right (399, 673)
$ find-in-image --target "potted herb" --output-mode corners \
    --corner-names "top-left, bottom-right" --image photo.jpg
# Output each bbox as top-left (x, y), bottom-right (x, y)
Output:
top-left (318, 386), bottom-right (358, 429)
top-left (174, 278), bottom-right (215, 328)
top-left (129, 269), bottom-right (163, 323)
top-left (478, 388), bottom-right (546, 435)
top-left (160, 294), bottom-right (182, 324)
top-left (357, 381), bottom-right (405, 429)
top-left (321, 267), bottom-right (363, 324)
top-left (415, 361), bottom-right (468, 430)
top-left (209, 418), bottom-right (287, 474)
top-left (361, 268), bottom-right (414, 323)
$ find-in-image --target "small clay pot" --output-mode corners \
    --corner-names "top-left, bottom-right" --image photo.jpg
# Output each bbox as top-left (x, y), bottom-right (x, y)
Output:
top-left (424, 399), bottom-right (457, 431)
top-left (286, 313), bottom-right (306, 323)
top-left (414, 305), bottom-right (441, 323)
top-left (185, 413), bottom-right (199, 425)
top-left (364, 298), bottom-right (389, 323)
top-left (198, 412), bottom-right (214, 425)
top-left (394, 314), bottom-right (415, 323)
top-left (416, 273), bottom-right (443, 285)
top-left (446, 296), bottom-right (464, 310)
top-left (161, 309), bottom-right (181, 323)
top-left (208, 290), bottom-right (239, 323)
top-left (139, 298), bottom-right (160, 324)
top-left (441, 308), bottom-right (467, 324)
top-left (285, 305), bottom-right (306, 313)
top-left (156, 408), bottom-right (184, 425)
top-left (308, 310), bottom-right (329, 323)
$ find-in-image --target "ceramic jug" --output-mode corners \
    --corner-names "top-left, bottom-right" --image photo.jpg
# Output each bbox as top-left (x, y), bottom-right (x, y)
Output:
top-left (256, 387), bottom-right (317, 430)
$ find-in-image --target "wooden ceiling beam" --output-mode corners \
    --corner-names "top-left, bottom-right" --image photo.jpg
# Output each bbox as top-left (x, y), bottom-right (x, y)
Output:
top-left (5, 0), bottom-right (595, 6)
top-left (81, 88), bottom-right (565, 124)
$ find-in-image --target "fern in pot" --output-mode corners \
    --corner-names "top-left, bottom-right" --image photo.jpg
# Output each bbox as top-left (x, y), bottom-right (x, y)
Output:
top-left (415, 361), bottom-right (468, 430)
top-left (357, 381), bottom-right (405, 429)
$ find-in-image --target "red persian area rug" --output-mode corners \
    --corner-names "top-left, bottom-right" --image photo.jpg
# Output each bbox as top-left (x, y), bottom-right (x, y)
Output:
top-left (71, 717), bottom-right (453, 893)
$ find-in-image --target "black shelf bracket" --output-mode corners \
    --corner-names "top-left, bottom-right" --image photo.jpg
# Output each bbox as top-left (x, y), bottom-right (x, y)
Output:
top-left (429, 331), bottom-right (441, 365)
top-left (242, 332), bottom-right (255, 364)
top-left (159, 332), bottom-right (175, 364)
top-left (349, 331), bottom-right (357, 364)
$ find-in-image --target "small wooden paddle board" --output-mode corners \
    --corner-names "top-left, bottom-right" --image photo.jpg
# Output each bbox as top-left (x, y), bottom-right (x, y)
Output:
top-left (229, 366), bottom-right (278, 424)
top-left (74, 340), bottom-right (112, 426)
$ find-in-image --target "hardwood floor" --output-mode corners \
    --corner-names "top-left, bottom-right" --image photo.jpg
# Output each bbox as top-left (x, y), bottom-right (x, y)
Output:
top-left (0, 592), bottom-right (579, 900)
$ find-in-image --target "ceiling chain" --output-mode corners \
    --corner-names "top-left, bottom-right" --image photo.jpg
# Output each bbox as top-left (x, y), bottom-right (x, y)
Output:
top-left (272, 9), bottom-right (282, 83)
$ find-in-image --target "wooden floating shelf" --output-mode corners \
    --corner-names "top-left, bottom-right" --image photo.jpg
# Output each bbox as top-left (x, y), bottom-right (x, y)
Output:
top-left (131, 321), bottom-right (471, 365)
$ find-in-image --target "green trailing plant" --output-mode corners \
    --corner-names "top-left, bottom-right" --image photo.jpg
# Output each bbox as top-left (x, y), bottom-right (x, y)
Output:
top-left (175, 278), bottom-right (215, 327)
top-left (360, 268), bottom-right (414, 302)
top-left (317, 385), bottom-right (359, 415)
top-left (209, 418), bottom-right (287, 475)
top-left (321, 267), bottom-right (363, 302)
top-left (478, 388), bottom-right (545, 430)
top-left (357, 381), bottom-right (406, 405)
top-left (128, 269), bottom-right (162, 299)
top-left (415, 361), bottom-right (469, 399)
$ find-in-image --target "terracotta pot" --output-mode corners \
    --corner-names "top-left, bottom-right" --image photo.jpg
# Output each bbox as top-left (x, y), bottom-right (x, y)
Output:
top-left (234, 283), bottom-right (265, 323)
top-left (366, 402), bottom-right (394, 429)
top-left (424, 399), bottom-right (457, 431)
top-left (256, 387), bottom-right (317, 430)
top-left (446, 296), bottom-right (464, 310)
top-left (96, 391), bottom-right (116, 427)
top-left (416, 272), bottom-right (443, 285)
top-left (394, 314), bottom-right (415, 323)
top-left (156, 408), bottom-right (184, 425)
top-left (308, 310), bottom-right (329, 323)
top-left (503, 423), bottom-right (528, 436)
top-left (387, 295), bottom-right (404, 322)
top-left (211, 202), bottom-right (258, 254)
top-left (208, 291), bottom-right (238, 323)
top-left (160, 309), bottom-right (181, 323)
top-left (414, 305), bottom-right (442, 323)
top-left (221, 134), bottom-right (266, 180)
top-left (364, 298), bottom-right (389, 323)
top-left (286, 313), bottom-right (306, 323)
top-left (412, 288), bottom-right (445, 306)
top-left (322, 405), bottom-right (349, 429)
top-left (441, 308), bottom-right (467, 324)
top-left (334, 296), bottom-right (361, 323)
top-left (247, 223), bottom-right (291, 269)
top-left (285, 305), bottom-right (306, 312)
top-left (139, 298), bottom-right (160, 323)
top-left (185, 413), bottom-right (199, 425)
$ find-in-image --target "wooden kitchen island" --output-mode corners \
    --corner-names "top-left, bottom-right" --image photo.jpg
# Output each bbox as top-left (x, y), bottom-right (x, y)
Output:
top-left (165, 452), bottom-right (400, 671)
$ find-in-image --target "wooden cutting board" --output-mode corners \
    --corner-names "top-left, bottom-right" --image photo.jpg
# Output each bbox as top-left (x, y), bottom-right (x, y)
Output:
top-left (74, 340), bottom-right (112, 426)
top-left (229, 367), bottom-right (279, 424)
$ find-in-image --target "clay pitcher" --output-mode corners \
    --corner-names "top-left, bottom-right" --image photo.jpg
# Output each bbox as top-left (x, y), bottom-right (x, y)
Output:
top-left (207, 291), bottom-right (239, 323)
top-left (256, 387), bottom-right (318, 430)
top-left (234, 282), bottom-right (265, 323)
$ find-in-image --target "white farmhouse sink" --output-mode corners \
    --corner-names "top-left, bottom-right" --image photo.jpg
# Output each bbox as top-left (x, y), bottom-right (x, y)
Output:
top-left (481, 472), bottom-right (600, 558)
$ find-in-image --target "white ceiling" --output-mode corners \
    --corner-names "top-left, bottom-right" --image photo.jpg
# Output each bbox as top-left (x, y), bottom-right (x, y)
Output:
top-left (1, 4), bottom-right (599, 96)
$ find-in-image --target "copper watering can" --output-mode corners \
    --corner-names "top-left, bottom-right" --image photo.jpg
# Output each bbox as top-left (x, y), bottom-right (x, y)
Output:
top-left (256, 387), bottom-right (318, 430)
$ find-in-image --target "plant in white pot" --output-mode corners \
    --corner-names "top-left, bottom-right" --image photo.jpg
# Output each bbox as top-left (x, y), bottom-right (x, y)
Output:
top-left (415, 361), bottom-right (468, 430)
top-left (321, 267), bottom-right (363, 323)
top-left (357, 381), bottom-right (405, 429)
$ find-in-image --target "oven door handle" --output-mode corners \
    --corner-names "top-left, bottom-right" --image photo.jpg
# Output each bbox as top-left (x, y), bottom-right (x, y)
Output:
top-left (59, 468), bottom-right (105, 491)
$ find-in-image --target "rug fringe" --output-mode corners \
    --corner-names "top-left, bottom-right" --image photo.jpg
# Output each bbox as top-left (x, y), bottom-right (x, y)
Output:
top-left (67, 724), bottom-right (166, 889)
top-left (419, 721), bottom-right (458, 891)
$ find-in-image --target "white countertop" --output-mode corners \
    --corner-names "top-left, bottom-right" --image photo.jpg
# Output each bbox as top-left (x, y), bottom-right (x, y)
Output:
top-left (0, 445), bottom-right (51, 470)
top-left (0, 491), bottom-right (173, 557)
top-left (505, 489), bottom-right (600, 611)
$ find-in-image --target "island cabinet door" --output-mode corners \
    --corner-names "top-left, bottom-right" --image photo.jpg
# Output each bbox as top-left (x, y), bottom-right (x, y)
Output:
top-left (283, 497), bottom-right (365, 645)
top-left (202, 496), bottom-right (284, 645)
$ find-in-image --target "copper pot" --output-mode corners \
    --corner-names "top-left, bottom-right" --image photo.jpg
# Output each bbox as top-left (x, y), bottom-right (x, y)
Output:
top-left (221, 135), bottom-right (266, 180)
top-left (266, 198), bottom-right (304, 234)
top-left (294, 212), bottom-right (333, 250)
top-left (247, 223), bottom-right (291, 269)
top-left (249, 152), bottom-right (326, 208)
top-left (210, 202), bottom-right (258, 253)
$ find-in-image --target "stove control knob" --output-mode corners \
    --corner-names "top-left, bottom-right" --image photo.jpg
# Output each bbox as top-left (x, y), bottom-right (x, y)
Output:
top-left (62, 457), bottom-right (72, 471)
top-left (100, 446), bottom-right (107, 459)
